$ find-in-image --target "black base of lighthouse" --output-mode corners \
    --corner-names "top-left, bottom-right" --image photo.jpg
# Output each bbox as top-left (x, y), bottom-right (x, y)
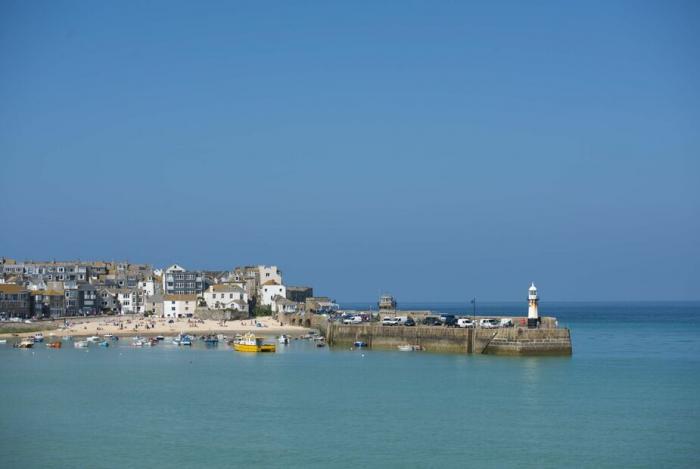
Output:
top-left (527, 318), bottom-right (539, 329)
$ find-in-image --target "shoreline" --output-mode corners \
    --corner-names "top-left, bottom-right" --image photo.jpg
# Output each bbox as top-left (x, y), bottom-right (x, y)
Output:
top-left (0, 316), bottom-right (311, 340)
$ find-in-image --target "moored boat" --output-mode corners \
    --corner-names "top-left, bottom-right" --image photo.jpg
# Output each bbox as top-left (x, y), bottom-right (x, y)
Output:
top-left (46, 341), bottom-right (62, 348)
top-left (74, 340), bottom-right (89, 348)
top-left (33, 333), bottom-right (44, 343)
top-left (86, 336), bottom-right (101, 343)
top-left (353, 341), bottom-right (368, 348)
top-left (278, 334), bottom-right (289, 344)
top-left (17, 339), bottom-right (34, 348)
top-left (233, 333), bottom-right (276, 353)
top-left (98, 341), bottom-right (110, 347)
top-left (397, 344), bottom-right (422, 352)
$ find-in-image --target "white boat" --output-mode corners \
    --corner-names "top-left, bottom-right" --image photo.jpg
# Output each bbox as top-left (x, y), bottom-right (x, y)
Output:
top-left (62, 335), bottom-right (73, 341)
top-left (74, 340), bottom-right (89, 348)
top-left (278, 335), bottom-right (289, 344)
top-left (33, 333), bottom-right (44, 343)
top-left (398, 344), bottom-right (422, 352)
top-left (0, 339), bottom-right (7, 344)
top-left (86, 336), bottom-right (101, 342)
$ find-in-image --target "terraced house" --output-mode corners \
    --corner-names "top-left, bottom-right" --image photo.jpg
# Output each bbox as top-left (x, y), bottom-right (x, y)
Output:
top-left (0, 283), bottom-right (31, 318)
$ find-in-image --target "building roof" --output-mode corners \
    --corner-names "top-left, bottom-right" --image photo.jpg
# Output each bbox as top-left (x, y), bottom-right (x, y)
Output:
top-left (0, 283), bottom-right (27, 293)
top-left (210, 284), bottom-right (244, 293)
top-left (261, 279), bottom-right (280, 286)
top-left (163, 294), bottom-right (197, 302)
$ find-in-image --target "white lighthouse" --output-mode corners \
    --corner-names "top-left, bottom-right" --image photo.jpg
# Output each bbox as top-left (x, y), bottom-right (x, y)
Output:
top-left (527, 282), bottom-right (539, 328)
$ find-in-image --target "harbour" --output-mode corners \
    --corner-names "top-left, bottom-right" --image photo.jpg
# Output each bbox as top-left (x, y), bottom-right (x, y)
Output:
top-left (0, 301), bottom-right (698, 468)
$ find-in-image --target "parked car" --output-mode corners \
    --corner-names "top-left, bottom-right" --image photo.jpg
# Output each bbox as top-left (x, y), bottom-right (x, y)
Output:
top-left (422, 316), bottom-right (442, 326)
top-left (440, 315), bottom-right (458, 327)
top-left (479, 318), bottom-right (500, 329)
top-left (499, 318), bottom-right (514, 328)
top-left (343, 316), bottom-right (363, 325)
top-left (457, 318), bottom-right (476, 328)
top-left (382, 317), bottom-right (400, 326)
top-left (403, 317), bottom-right (416, 327)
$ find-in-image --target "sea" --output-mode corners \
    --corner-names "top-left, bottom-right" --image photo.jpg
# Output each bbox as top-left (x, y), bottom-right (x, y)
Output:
top-left (1, 302), bottom-right (699, 468)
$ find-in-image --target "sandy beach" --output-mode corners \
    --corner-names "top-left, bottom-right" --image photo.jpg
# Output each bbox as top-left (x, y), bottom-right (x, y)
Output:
top-left (0, 315), bottom-right (310, 340)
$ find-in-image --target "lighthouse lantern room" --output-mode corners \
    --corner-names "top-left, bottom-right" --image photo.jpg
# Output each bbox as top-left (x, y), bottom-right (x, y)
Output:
top-left (527, 283), bottom-right (539, 328)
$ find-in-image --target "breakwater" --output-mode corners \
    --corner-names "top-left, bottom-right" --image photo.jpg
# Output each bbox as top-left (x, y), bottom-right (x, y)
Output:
top-left (278, 313), bottom-right (572, 356)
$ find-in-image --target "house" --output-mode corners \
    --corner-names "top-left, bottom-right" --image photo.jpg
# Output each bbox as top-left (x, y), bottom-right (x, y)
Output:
top-left (30, 289), bottom-right (65, 318)
top-left (98, 289), bottom-right (118, 312)
top-left (138, 278), bottom-right (155, 296)
top-left (259, 280), bottom-right (286, 306)
top-left (117, 289), bottom-right (141, 314)
top-left (0, 283), bottom-right (31, 318)
top-left (162, 264), bottom-right (205, 295)
top-left (163, 294), bottom-right (197, 318)
top-left (144, 294), bottom-right (163, 316)
top-left (203, 284), bottom-right (248, 311)
top-left (78, 284), bottom-right (99, 315)
top-left (286, 286), bottom-right (313, 302)
top-left (271, 295), bottom-right (298, 314)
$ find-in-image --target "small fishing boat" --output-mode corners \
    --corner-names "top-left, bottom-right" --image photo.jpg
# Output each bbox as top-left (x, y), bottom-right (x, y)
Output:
top-left (233, 333), bottom-right (276, 353)
top-left (74, 340), bottom-right (89, 348)
top-left (17, 339), bottom-right (34, 348)
top-left (278, 335), bottom-right (289, 344)
top-left (0, 339), bottom-right (7, 344)
top-left (155, 335), bottom-right (165, 341)
top-left (353, 341), bottom-right (368, 348)
top-left (62, 336), bottom-right (73, 341)
top-left (203, 335), bottom-right (219, 345)
top-left (86, 336), bottom-right (101, 343)
top-left (98, 341), bottom-right (110, 347)
top-left (316, 341), bottom-right (326, 348)
top-left (46, 341), bottom-right (62, 348)
top-left (33, 333), bottom-right (44, 343)
top-left (103, 334), bottom-right (118, 341)
top-left (397, 344), bottom-right (422, 352)
top-left (133, 340), bottom-right (145, 347)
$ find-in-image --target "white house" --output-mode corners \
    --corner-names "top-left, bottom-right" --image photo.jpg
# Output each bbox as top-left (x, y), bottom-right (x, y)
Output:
top-left (117, 289), bottom-right (142, 314)
top-left (259, 280), bottom-right (286, 306)
top-left (138, 278), bottom-right (155, 297)
top-left (271, 295), bottom-right (298, 314)
top-left (203, 284), bottom-right (248, 311)
top-left (163, 294), bottom-right (196, 318)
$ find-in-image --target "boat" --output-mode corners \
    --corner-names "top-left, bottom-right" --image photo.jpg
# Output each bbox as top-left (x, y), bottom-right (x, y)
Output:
top-left (233, 333), bottom-right (276, 353)
top-left (278, 335), bottom-right (289, 344)
top-left (104, 334), bottom-right (118, 341)
top-left (62, 336), bottom-right (73, 341)
top-left (98, 341), bottom-right (110, 347)
top-left (155, 335), bottom-right (164, 341)
top-left (398, 344), bottom-right (422, 352)
top-left (353, 341), bottom-right (368, 348)
top-left (17, 339), bottom-right (34, 348)
top-left (33, 333), bottom-right (44, 343)
top-left (133, 340), bottom-right (145, 347)
top-left (74, 340), bottom-right (89, 348)
top-left (203, 335), bottom-right (219, 345)
top-left (316, 341), bottom-right (326, 348)
top-left (86, 336), bottom-right (101, 343)
top-left (46, 341), bottom-right (62, 348)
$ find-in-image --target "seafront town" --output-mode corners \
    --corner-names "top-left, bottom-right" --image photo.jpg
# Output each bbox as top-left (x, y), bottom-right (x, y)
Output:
top-left (0, 257), bottom-right (572, 355)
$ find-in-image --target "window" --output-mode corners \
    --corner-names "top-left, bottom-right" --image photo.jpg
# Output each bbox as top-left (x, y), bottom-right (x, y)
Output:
top-left (212, 293), bottom-right (216, 299)
top-left (229, 294), bottom-right (233, 299)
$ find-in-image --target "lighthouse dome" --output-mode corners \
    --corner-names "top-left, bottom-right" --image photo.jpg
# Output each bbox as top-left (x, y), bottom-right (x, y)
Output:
top-left (529, 283), bottom-right (537, 291)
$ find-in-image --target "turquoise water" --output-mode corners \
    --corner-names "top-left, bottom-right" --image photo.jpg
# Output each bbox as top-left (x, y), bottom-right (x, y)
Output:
top-left (1, 302), bottom-right (699, 468)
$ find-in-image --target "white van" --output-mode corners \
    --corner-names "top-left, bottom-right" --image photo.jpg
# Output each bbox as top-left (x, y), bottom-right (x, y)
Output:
top-left (343, 316), bottom-right (363, 325)
top-left (457, 318), bottom-right (476, 328)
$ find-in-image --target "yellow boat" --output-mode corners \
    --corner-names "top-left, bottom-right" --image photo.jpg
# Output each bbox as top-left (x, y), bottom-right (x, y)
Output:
top-left (233, 333), bottom-right (276, 353)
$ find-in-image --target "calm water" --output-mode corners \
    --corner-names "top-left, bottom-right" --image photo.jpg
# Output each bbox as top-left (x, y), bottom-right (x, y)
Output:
top-left (1, 302), bottom-right (699, 468)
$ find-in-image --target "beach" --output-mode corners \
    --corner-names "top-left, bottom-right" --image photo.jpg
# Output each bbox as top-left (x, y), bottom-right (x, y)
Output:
top-left (0, 315), bottom-right (310, 340)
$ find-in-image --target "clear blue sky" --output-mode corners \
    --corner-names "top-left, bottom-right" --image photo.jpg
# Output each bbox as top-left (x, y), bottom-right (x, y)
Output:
top-left (1, 0), bottom-right (698, 302)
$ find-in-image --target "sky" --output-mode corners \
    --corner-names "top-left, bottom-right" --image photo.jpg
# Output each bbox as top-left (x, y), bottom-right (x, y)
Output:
top-left (1, 0), bottom-right (698, 302)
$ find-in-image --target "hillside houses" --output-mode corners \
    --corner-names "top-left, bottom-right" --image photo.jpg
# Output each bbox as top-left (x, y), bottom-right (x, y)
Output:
top-left (0, 257), bottom-right (328, 320)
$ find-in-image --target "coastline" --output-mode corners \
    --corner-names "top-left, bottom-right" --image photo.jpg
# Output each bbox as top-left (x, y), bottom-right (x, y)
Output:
top-left (0, 315), bottom-right (310, 340)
